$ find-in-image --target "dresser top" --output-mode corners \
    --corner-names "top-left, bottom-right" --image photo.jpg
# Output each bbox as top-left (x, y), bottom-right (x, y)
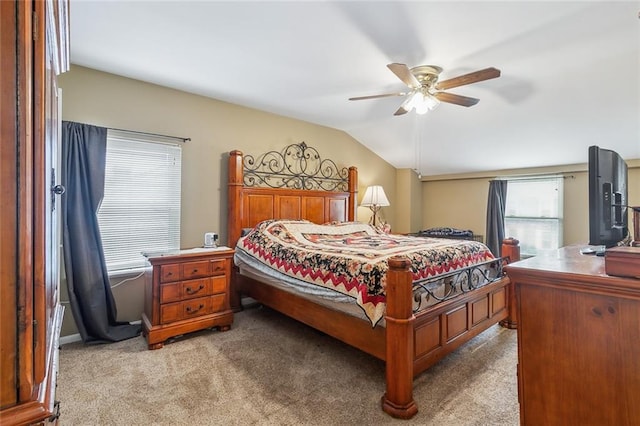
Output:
top-left (505, 245), bottom-right (640, 292)
top-left (507, 245), bottom-right (605, 277)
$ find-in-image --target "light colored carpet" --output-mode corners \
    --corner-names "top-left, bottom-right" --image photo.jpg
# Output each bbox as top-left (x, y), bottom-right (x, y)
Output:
top-left (57, 306), bottom-right (519, 425)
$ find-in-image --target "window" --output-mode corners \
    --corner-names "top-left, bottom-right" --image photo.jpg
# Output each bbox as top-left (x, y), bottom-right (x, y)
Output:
top-left (97, 130), bottom-right (182, 274)
top-left (505, 176), bottom-right (563, 257)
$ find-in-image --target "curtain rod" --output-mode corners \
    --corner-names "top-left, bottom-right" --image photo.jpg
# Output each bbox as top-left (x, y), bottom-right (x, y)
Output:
top-left (108, 126), bottom-right (190, 143)
top-left (495, 173), bottom-right (573, 182)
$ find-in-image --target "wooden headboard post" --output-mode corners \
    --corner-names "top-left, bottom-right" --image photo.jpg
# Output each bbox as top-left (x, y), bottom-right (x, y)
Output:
top-left (348, 166), bottom-right (357, 221)
top-left (228, 150), bottom-right (245, 312)
top-left (228, 150), bottom-right (244, 249)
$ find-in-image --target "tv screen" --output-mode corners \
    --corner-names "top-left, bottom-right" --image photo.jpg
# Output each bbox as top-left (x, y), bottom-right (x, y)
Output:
top-left (588, 145), bottom-right (628, 247)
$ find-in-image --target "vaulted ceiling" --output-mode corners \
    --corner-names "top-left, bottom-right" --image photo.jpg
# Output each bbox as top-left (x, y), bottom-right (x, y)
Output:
top-left (69, 1), bottom-right (640, 177)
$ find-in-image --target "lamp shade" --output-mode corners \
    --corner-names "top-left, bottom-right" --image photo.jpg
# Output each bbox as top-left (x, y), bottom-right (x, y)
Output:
top-left (361, 185), bottom-right (390, 207)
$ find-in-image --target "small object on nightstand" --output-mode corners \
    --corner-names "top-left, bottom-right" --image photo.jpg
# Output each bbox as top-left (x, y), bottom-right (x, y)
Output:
top-left (141, 247), bottom-right (235, 349)
top-left (204, 232), bottom-right (218, 248)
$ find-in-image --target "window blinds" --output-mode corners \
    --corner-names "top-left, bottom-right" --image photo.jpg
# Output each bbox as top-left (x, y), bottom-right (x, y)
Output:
top-left (97, 132), bottom-right (182, 273)
top-left (505, 176), bottom-right (564, 256)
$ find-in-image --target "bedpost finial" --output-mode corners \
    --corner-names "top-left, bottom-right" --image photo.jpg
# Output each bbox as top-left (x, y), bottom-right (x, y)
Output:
top-left (503, 237), bottom-right (519, 246)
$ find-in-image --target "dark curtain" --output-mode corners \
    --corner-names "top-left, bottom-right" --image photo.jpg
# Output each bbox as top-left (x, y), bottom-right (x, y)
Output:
top-left (486, 179), bottom-right (508, 257)
top-left (61, 121), bottom-right (140, 344)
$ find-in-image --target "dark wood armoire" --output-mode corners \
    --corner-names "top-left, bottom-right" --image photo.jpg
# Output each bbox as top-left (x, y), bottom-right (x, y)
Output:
top-left (0, 1), bottom-right (69, 424)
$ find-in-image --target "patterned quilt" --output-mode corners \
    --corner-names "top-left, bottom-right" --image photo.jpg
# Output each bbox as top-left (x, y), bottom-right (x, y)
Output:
top-left (236, 219), bottom-right (495, 326)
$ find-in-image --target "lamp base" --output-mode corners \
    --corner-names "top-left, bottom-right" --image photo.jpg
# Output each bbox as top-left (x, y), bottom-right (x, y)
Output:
top-left (369, 206), bottom-right (381, 227)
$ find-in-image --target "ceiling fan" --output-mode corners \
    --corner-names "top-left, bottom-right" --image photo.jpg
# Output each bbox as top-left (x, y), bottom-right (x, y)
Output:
top-left (349, 63), bottom-right (501, 116)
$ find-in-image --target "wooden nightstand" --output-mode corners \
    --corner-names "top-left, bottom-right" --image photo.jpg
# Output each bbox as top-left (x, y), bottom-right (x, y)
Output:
top-left (141, 247), bottom-right (235, 349)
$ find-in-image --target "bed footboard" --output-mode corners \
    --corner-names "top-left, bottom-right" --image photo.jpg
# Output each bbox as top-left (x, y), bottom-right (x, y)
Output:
top-left (381, 239), bottom-right (519, 419)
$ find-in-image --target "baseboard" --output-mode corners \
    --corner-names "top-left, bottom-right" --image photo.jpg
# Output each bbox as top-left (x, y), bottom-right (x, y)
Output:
top-left (59, 333), bottom-right (82, 346)
top-left (59, 319), bottom-right (142, 346)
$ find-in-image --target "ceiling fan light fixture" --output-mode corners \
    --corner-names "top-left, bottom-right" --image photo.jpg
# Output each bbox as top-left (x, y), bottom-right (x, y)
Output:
top-left (411, 92), bottom-right (440, 114)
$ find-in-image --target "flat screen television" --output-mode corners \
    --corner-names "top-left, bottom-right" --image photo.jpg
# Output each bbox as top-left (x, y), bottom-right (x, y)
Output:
top-left (588, 145), bottom-right (628, 247)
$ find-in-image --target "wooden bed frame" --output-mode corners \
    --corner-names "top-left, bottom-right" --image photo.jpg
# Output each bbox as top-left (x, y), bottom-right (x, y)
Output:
top-left (227, 144), bottom-right (519, 419)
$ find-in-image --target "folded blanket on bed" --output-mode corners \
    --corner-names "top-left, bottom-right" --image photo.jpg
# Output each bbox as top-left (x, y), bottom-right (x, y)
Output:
top-left (236, 220), bottom-right (494, 326)
top-left (418, 227), bottom-right (474, 238)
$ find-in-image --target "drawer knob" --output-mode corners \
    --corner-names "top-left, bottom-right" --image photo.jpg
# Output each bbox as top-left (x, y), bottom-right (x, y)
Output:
top-left (185, 284), bottom-right (205, 295)
top-left (186, 304), bottom-right (205, 314)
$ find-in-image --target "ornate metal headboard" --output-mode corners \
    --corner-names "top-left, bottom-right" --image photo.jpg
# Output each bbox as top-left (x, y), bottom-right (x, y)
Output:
top-left (241, 141), bottom-right (349, 191)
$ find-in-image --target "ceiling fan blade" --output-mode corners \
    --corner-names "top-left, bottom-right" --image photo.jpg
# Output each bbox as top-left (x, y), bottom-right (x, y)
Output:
top-left (387, 63), bottom-right (421, 89)
top-left (435, 67), bottom-right (501, 90)
top-left (434, 92), bottom-right (480, 107)
top-left (393, 94), bottom-right (414, 116)
top-left (349, 92), bottom-right (406, 101)
top-left (393, 106), bottom-right (410, 116)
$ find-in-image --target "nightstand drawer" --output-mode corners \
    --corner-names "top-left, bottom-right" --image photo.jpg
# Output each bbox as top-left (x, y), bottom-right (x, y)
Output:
top-left (160, 264), bottom-right (181, 283)
top-left (160, 296), bottom-right (212, 324)
top-left (183, 297), bottom-right (212, 318)
top-left (182, 278), bottom-right (211, 300)
top-left (210, 259), bottom-right (226, 275)
top-left (182, 260), bottom-right (211, 280)
top-left (160, 278), bottom-right (212, 303)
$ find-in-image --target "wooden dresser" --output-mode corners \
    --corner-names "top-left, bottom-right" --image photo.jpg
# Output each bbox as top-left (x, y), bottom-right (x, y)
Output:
top-left (1, 1), bottom-right (68, 424)
top-left (141, 248), bottom-right (235, 349)
top-left (505, 246), bottom-right (640, 425)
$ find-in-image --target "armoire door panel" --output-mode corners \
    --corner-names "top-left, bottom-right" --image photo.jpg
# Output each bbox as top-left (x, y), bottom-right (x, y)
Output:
top-left (0, 0), bottom-right (20, 409)
top-left (0, 0), bottom-right (68, 424)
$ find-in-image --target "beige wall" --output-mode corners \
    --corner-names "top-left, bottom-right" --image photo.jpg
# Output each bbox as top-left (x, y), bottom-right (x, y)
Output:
top-left (58, 66), bottom-right (396, 337)
top-left (394, 168), bottom-right (423, 234)
top-left (421, 163), bottom-right (640, 246)
top-left (422, 177), bottom-right (489, 238)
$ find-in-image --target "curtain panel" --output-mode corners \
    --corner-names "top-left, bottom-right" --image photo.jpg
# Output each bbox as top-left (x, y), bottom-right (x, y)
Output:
top-left (485, 179), bottom-right (508, 257)
top-left (61, 121), bottom-right (140, 343)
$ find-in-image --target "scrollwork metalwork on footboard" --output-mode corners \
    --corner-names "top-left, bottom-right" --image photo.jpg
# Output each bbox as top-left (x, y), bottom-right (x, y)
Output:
top-left (242, 141), bottom-right (349, 191)
top-left (412, 257), bottom-right (505, 312)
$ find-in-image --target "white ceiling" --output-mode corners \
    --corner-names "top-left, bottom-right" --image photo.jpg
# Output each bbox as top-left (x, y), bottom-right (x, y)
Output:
top-left (69, 1), bottom-right (640, 177)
